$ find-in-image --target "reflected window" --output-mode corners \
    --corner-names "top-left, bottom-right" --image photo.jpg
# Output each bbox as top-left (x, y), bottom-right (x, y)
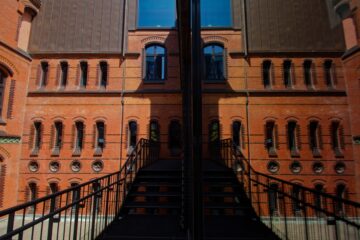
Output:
top-left (0, 70), bottom-right (6, 116)
top-left (201, 0), bottom-right (232, 27)
top-left (303, 60), bottom-right (314, 88)
top-left (128, 121), bottom-right (137, 149)
top-left (144, 45), bottom-right (166, 81)
top-left (232, 121), bottom-right (242, 149)
top-left (283, 60), bottom-right (293, 88)
top-left (204, 44), bottom-right (226, 81)
top-left (149, 120), bottom-right (160, 142)
top-left (263, 60), bottom-right (272, 88)
top-left (60, 61), bottom-right (68, 88)
top-left (138, 0), bottom-right (176, 28)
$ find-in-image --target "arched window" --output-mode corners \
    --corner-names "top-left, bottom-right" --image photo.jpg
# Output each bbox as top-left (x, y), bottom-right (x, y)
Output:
top-left (0, 70), bottom-right (6, 117)
top-left (309, 121), bottom-right (322, 156)
top-left (314, 184), bottom-right (325, 213)
top-left (169, 120), bottom-right (182, 155)
top-left (70, 182), bottom-right (80, 211)
top-left (128, 121), bottom-right (138, 150)
top-left (330, 121), bottom-right (345, 158)
top-left (232, 121), bottom-right (242, 149)
top-left (283, 60), bottom-right (293, 88)
top-left (287, 121), bottom-right (300, 157)
top-left (149, 120), bottom-right (160, 142)
top-left (59, 61), bottom-right (68, 88)
top-left (268, 183), bottom-right (279, 215)
top-left (335, 184), bottom-right (347, 214)
top-left (292, 185), bottom-right (302, 215)
top-left (28, 182), bottom-right (37, 212)
top-left (95, 121), bottom-right (105, 150)
top-left (144, 45), bottom-right (166, 81)
top-left (74, 121), bottom-right (84, 154)
top-left (262, 60), bottom-right (272, 88)
top-left (204, 44), bottom-right (226, 81)
top-left (303, 60), bottom-right (314, 88)
top-left (265, 121), bottom-right (277, 156)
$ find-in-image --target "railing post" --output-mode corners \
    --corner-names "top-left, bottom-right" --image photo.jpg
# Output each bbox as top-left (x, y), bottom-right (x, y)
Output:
top-left (115, 173), bottom-right (121, 214)
top-left (91, 187), bottom-right (99, 240)
top-left (72, 187), bottom-right (80, 240)
top-left (104, 176), bottom-right (111, 227)
top-left (281, 182), bottom-right (289, 240)
top-left (301, 189), bottom-right (309, 240)
top-left (47, 196), bottom-right (56, 240)
top-left (6, 212), bottom-right (15, 237)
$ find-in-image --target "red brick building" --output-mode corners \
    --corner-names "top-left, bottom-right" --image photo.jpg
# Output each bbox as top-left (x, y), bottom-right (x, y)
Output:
top-left (0, 0), bottom-right (359, 210)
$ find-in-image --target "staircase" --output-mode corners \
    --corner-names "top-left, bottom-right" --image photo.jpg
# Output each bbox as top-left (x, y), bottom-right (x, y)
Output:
top-left (100, 160), bottom-right (185, 240)
top-left (100, 160), bottom-right (280, 240)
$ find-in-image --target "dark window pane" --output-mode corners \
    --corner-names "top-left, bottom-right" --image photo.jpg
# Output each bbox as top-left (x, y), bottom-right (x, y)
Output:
top-left (266, 122), bottom-right (275, 149)
top-left (76, 122), bottom-right (84, 149)
top-left (232, 121), bottom-right (241, 147)
top-left (97, 122), bottom-right (105, 148)
top-left (324, 60), bottom-right (334, 87)
top-left (138, 0), bottom-right (176, 28)
top-left (55, 122), bottom-right (63, 148)
top-left (34, 122), bottom-right (42, 149)
top-left (263, 61), bottom-right (272, 88)
top-left (100, 62), bottom-right (108, 88)
top-left (204, 45), bottom-right (224, 81)
top-left (304, 60), bottom-right (312, 87)
top-left (284, 60), bottom-right (292, 88)
top-left (288, 122), bottom-right (297, 151)
top-left (169, 121), bottom-right (182, 149)
top-left (201, 0), bottom-right (232, 27)
top-left (80, 62), bottom-right (88, 87)
top-left (145, 45), bottom-right (166, 81)
top-left (310, 122), bottom-right (319, 149)
top-left (149, 121), bottom-right (160, 142)
top-left (129, 121), bottom-right (137, 148)
top-left (60, 62), bottom-right (68, 87)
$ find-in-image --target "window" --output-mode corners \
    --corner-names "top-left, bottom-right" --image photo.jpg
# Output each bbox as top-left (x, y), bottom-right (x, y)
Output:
top-left (0, 70), bottom-right (6, 117)
top-left (33, 121), bottom-right (42, 151)
top-left (287, 121), bottom-right (300, 156)
top-left (283, 60), bottom-right (293, 88)
top-left (144, 45), bottom-right (166, 81)
top-left (268, 183), bottom-right (279, 215)
top-left (204, 44), bottom-right (226, 81)
top-left (201, 0), bottom-right (232, 27)
top-left (60, 61), bottom-right (68, 88)
top-left (49, 182), bottom-right (59, 210)
top-left (314, 184), bottom-right (324, 213)
top-left (169, 120), bottom-right (182, 155)
top-left (71, 182), bottom-right (80, 211)
top-left (128, 121), bottom-right (137, 150)
top-left (331, 121), bottom-right (344, 156)
top-left (303, 60), bottom-right (314, 88)
top-left (292, 185), bottom-right (302, 215)
top-left (335, 184), bottom-right (347, 214)
top-left (149, 120), bottom-right (160, 142)
top-left (28, 182), bottom-right (37, 212)
top-left (74, 122), bottom-right (84, 153)
top-left (232, 121), bottom-right (242, 149)
top-left (138, 0), bottom-right (176, 28)
top-left (309, 121), bottom-right (321, 156)
top-left (79, 61), bottom-right (88, 88)
top-left (54, 121), bottom-right (63, 149)
top-left (262, 60), bottom-right (272, 88)
top-left (39, 61), bottom-right (49, 88)
top-left (265, 121), bottom-right (277, 156)
top-left (99, 61), bottom-right (108, 88)
top-left (324, 60), bottom-right (335, 88)
top-left (96, 122), bottom-right (105, 150)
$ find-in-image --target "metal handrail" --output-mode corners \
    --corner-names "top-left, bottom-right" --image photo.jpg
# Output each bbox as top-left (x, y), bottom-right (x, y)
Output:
top-left (220, 138), bottom-right (360, 240)
top-left (0, 138), bottom-right (160, 240)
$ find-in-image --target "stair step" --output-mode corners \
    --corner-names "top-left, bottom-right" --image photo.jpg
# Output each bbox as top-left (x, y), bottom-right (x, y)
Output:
top-left (123, 202), bottom-right (181, 209)
top-left (133, 182), bottom-right (181, 187)
top-left (205, 203), bottom-right (249, 209)
top-left (130, 192), bottom-right (181, 197)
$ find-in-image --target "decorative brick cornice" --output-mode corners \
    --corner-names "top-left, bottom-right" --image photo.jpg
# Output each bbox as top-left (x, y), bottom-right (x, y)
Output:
top-left (0, 137), bottom-right (21, 144)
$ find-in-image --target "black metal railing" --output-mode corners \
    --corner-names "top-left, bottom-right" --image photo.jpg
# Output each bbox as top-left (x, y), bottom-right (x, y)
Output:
top-left (220, 139), bottom-right (360, 240)
top-left (0, 139), bottom-right (159, 240)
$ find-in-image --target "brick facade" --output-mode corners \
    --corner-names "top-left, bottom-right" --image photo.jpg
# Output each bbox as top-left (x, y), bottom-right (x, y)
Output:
top-left (0, 0), bottom-right (359, 209)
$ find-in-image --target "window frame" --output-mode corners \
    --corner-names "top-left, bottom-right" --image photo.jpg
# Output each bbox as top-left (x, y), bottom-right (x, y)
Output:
top-left (262, 60), bottom-right (273, 89)
top-left (79, 61), bottom-right (88, 89)
top-left (59, 61), bottom-right (68, 89)
top-left (143, 44), bottom-right (167, 82)
top-left (128, 121), bottom-right (138, 151)
top-left (283, 60), bottom-right (294, 89)
top-left (303, 60), bottom-right (314, 89)
top-left (137, 0), bottom-right (177, 29)
top-left (0, 70), bottom-right (7, 119)
top-left (203, 43), bottom-right (227, 83)
top-left (200, 0), bottom-right (233, 29)
top-left (149, 120), bottom-right (160, 142)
